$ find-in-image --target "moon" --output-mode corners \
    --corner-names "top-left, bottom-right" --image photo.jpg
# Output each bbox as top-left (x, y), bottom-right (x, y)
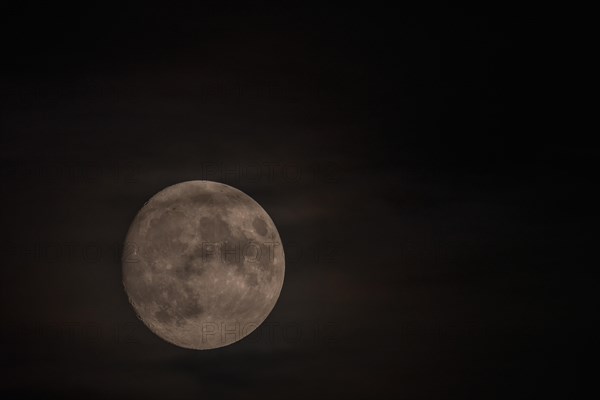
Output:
top-left (122, 181), bottom-right (285, 349)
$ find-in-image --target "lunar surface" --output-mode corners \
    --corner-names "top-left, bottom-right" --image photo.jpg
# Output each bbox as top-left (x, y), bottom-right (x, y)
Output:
top-left (122, 181), bottom-right (285, 349)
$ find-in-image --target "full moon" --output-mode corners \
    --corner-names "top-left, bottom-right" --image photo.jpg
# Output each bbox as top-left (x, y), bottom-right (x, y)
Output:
top-left (122, 181), bottom-right (285, 349)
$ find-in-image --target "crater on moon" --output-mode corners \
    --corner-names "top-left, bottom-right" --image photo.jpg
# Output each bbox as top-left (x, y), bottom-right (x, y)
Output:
top-left (122, 181), bottom-right (285, 350)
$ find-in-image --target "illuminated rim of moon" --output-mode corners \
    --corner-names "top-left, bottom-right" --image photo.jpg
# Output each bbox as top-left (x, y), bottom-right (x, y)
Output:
top-left (122, 180), bottom-right (285, 350)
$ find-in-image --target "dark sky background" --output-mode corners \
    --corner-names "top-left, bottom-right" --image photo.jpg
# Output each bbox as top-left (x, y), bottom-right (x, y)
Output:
top-left (0, 3), bottom-right (592, 399)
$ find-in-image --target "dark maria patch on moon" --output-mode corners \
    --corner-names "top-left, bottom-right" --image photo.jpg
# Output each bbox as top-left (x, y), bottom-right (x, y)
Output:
top-left (252, 217), bottom-right (268, 236)
top-left (122, 181), bottom-right (285, 350)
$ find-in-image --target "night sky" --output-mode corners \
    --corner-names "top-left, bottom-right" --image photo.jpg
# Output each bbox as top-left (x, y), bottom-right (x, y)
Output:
top-left (0, 3), bottom-right (591, 399)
